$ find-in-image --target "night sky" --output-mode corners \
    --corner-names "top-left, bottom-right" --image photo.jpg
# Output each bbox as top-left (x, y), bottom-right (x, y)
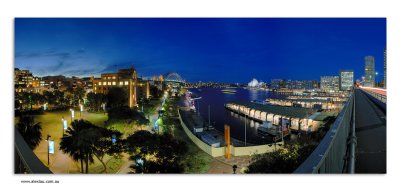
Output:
top-left (15, 18), bottom-right (386, 83)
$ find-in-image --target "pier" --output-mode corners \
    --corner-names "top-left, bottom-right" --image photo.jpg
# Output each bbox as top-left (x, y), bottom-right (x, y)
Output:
top-left (225, 101), bottom-right (337, 132)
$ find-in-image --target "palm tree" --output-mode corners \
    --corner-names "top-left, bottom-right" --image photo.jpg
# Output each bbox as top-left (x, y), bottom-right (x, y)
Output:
top-left (16, 115), bottom-right (42, 150)
top-left (60, 119), bottom-right (97, 173)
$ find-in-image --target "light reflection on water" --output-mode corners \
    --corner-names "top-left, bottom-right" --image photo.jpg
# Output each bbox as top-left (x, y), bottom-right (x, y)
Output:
top-left (189, 88), bottom-right (278, 144)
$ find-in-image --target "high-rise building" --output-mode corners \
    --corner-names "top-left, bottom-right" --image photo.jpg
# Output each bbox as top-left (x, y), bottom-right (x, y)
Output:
top-left (285, 80), bottom-right (318, 90)
top-left (271, 79), bottom-right (285, 89)
top-left (320, 76), bottom-right (339, 92)
top-left (384, 48), bottom-right (387, 89)
top-left (364, 56), bottom-right (375, 87)
top-left (339, 70), bottom-right (354, 91)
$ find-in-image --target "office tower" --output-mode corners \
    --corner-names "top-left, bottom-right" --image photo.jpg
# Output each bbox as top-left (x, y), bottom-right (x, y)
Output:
top-left (364, 56), bottom-right (375, 87)
top-left (339, 70), bottom-right (354, 91)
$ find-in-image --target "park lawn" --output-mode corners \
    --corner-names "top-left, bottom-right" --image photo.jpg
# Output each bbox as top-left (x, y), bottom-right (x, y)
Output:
top-left (89, 155), bottom-right (125, 174)
top-left (105, 119), bottom-right (149, 138)
top-left (18, 111), bottom-right (110, 174)
top-left (32, 110), bottom-right (108, 142)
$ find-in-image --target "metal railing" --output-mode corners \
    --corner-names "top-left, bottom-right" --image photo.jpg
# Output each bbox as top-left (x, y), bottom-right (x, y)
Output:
top-left (361, 88), bottom-right (386, 103)
top-left (294, 91), bottom-right (355, 173)
top-left (15, 129), bottom-right (52, 174)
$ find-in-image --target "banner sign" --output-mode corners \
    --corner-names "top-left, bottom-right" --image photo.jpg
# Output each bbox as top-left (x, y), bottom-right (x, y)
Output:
top-left (48, 140), bottom-right (55, 154)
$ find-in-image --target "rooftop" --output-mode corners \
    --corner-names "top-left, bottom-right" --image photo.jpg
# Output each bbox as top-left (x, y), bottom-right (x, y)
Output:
top-left (228, 101), bottom-right (315, 119)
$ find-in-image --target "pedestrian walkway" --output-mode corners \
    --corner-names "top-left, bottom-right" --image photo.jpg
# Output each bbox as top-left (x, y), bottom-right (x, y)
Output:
top-left (207, 155), bottom-right (252, 174)
top-left (355, 89), bottom-right (386, 173)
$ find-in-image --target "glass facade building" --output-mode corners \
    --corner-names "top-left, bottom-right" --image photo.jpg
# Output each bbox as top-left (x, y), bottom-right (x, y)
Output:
top-left (320, 76), bottom-right (339, 92)
top-left (364, 56), bottom-right (375, 87)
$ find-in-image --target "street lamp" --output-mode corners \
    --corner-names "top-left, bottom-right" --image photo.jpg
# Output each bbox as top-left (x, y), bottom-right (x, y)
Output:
top-left (62, 116), bottom-right (67, 136)
top-left (70, 108), bottom-right (75, 122)
top-left (46, 135), bottom-right (52, 165)
top-left (79, 104), bottom-right (83, 117)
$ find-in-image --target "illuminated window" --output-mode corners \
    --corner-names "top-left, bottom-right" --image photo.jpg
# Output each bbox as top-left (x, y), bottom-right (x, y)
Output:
top-left (99, 82), bottom-right (102, 86)
top-left (103, 82), bottom-right (107, 85)
top-left (119, 81), bottom-right (123, 85)
top-left (108, 82), bottom-right (111, 85)
top-left (125, 81), bottom-right (129, 85)
top-left (95, 87), bottom-right (97, 90)
top-left (112, 81), bottom-right (116, 85)
top-left (112, 76), bottom-right (116, 79)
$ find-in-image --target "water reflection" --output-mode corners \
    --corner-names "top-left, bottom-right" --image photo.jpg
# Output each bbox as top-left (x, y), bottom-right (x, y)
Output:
top-left (189, 88), bottom-right (277, 144)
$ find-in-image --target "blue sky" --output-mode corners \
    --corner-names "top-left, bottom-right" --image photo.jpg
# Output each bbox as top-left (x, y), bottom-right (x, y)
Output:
top-left (15, 18), bottom-right (386, 83)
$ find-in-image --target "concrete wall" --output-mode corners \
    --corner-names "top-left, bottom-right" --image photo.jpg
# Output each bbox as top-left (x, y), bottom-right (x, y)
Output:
top-left (178, 109), bottom-right (278, 157)
top-left (231, 143), bottom-right (282, 156)
top-left (178, 110), bottom-right (225, 157)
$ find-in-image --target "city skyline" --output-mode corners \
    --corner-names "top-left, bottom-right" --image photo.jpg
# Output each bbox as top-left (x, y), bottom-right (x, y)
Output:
top-left (15, 18), bottom-right (386, 83)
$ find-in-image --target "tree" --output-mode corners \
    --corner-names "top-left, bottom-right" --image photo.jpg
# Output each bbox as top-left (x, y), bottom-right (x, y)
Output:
top-left (86, 92), bottom-right (106, 112)
top-left (245, 143), bottom-right (315, 173)
top-left (60, 119), bottom-right (123, 173)
top-left (125, 131), bottom-right (188, 173)
top-left (107, 106), bottom-right (149, 124)
top-left (60, 119), bottom-right (97, 173)
top-left (43, 91), bottom-right (56, 105)
top-left (16, 115), bottom-right (42, 150)
top-left (107, 87), bottom-right (128, 108)
top-left (92, 127), bottom-right (123, 173)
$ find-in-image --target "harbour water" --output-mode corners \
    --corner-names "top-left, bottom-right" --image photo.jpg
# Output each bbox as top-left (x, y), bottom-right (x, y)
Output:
top-left (188, 88), bottom-right (286, 145)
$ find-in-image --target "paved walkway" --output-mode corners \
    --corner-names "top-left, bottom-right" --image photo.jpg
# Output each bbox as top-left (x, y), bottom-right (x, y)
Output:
top-left (355, 89), bottom-right (386, 173)
top-left (207, 155), bottom-right (252, 174)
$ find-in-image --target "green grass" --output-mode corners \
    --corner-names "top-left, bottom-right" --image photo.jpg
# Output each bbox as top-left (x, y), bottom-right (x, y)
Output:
top-left (28, 111), bottom-right (108, 142)
top-left (89, 155), bottom-right (124, 174)
top-left (15, 110), bottom-right (125, 174)
top-left (105, 119), bottom-right (147, 137)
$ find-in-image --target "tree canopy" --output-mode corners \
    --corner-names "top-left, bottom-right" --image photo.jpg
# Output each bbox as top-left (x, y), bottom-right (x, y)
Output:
top-left (125, 131), bottom-right (188, 173)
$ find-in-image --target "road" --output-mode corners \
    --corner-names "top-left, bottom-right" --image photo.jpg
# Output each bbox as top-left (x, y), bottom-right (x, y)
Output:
top-left (354, 89), bottom-right (386, 173)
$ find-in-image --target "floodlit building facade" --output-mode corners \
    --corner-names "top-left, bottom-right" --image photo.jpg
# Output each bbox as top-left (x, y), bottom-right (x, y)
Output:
top-left (92, 66), bottom-right (150, 108)
top-left (93, 66), bottom-right (138, 108)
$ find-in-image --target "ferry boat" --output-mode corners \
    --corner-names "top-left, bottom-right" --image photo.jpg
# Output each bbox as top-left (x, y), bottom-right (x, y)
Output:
top-left (221, 89), bottom-right (237, 94)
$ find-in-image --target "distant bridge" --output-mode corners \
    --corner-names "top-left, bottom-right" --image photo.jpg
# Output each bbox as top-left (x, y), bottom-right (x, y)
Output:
top-left (164, 72), bottom-right (185, 84)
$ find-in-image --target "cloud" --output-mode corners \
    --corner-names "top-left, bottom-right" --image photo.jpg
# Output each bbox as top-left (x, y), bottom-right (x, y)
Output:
top-left (15, 50), bottom-right (71, 59)
top-left (75, 48), bottom-right (86, 54)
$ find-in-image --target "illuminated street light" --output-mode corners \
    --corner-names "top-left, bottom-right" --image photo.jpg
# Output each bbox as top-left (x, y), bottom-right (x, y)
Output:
top-left (62, 116), bottom-right (67, 136)
top-left (46, 135), bottom-right (53, 165)
top-left (70, 108), bottom-right (75, 122)
top-left (79, 104), bottom-right (83, 117)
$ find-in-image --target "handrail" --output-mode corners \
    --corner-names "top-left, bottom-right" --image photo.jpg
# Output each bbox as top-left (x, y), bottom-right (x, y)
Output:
top-left (15, 129), bottom-right (52, 174)
top-left (294, 90), bottom-right (354, 173)
top-left (347, 89), bottom-right (356, 173)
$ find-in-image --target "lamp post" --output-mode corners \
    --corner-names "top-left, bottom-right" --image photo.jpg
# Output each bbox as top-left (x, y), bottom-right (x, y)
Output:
top-left (70, 108), bottom-right (75, 122)
top-left (46, 135), bottom-right (51, 165)
top-left (62, 116), bottom-right (68, 136)
top-left (79, 104), bottom-right (83, 118)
